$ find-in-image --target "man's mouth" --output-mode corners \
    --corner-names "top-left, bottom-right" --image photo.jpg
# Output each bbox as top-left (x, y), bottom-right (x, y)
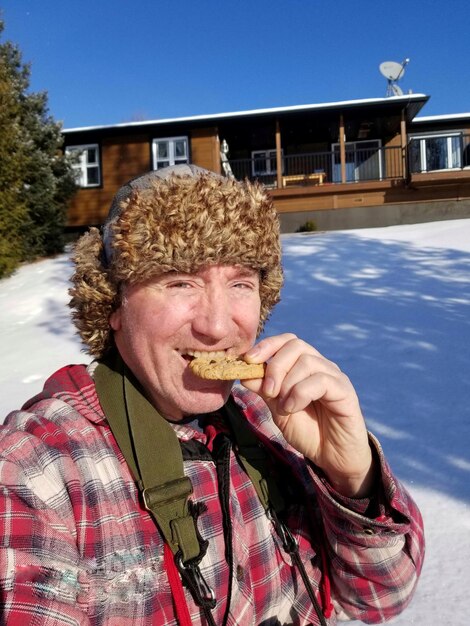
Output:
top-left (179, 349), bottom-right (230, 364)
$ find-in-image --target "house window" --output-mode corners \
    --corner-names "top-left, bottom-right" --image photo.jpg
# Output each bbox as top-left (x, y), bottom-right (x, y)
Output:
top-left (409, 134), bottom-right (462, 173)
top-left (152, 137), bottom-right (189, 170)
top-left (251, 149), bottom-right (283, 177)
top-left (65, 144), bottom-right (101, 187)
top-left (332, 139), bottom-right (382, 182)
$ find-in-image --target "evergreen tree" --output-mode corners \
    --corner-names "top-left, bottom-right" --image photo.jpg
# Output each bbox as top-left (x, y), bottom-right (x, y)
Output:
top-left (0, 20), bottom-right (76, 278)
top-left (0, 23), bottom-right (30, 276)
top-left (19, 90), bottom-right (77, 259)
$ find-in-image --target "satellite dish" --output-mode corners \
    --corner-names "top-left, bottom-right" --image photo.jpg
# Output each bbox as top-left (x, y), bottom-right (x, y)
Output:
top-left (379, 58), bottom-right (410, 96)
top-left (380, 61), bottom-right (405, 81)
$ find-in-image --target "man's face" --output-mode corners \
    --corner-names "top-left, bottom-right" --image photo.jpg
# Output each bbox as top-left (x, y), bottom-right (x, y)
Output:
top-left (110, 264), bottom-right (261, 421)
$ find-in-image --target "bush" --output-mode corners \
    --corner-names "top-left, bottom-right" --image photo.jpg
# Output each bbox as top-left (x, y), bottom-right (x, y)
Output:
top-left (296, 220), bottom-right (317, 233)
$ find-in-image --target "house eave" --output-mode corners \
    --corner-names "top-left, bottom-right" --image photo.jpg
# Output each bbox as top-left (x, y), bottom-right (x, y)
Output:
top-left (413, 112), bottom-right (470, 124)
top-left (62, 94), bottom-right (430, 134)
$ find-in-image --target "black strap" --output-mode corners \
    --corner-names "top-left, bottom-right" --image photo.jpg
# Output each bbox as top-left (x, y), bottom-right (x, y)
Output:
top-left (223, 396), bottom-right (285, 514)
top-left (224, 396), bottom-right (328, 626)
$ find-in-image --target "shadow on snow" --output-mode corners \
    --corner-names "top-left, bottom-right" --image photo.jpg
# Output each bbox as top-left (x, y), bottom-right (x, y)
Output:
top-left (264, 232), bottom-right (470, 503)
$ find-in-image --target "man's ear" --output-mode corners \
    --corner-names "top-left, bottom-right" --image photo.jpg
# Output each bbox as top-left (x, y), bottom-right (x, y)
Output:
top-left (109, 307), bottom-right (122, 331)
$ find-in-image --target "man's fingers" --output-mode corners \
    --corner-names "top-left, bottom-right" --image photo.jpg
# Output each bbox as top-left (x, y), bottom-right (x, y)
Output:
top-left (265, 352), bottom-right (341, 401)
top-left (279, 371), bottom-right (357, 416)
top-left (245, 333), bottom-right (316, 362)
top-left (243, 334), bottom-right (359, 423)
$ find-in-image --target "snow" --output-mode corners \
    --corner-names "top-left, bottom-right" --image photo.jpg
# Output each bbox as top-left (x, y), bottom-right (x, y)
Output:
top-left (1, 218), bottom-right (470, 624)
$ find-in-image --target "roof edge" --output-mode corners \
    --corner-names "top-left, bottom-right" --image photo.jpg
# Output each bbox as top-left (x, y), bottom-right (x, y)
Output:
top-left (413, 112), bottom-right (470, 123)
top-left (62, 93), bottom-right (430, 134)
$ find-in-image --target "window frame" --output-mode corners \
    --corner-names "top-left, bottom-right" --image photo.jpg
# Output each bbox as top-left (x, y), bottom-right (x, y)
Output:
top-left (152, 136), bottom-right (189, 170)
top-left (409, 132), bottom-right (463, 173)
top-left (65, 143), bottom-right (101, 188)
top-left (251, 149), bottom-right (284, 177)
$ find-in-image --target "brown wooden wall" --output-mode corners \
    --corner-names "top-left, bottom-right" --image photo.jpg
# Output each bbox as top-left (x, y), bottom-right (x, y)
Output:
top-left (66, 134), bottom-right (151, 226)
top-left (190, 128), bottom-right (220, 173)
top-left (66, 128), bottom-right (220, 227)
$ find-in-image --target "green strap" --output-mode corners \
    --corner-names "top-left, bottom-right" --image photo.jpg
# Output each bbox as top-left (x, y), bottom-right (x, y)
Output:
top-left (94, 356), bottom-right (201, 563)
top-left (94, 358), bottom-right (139, 480)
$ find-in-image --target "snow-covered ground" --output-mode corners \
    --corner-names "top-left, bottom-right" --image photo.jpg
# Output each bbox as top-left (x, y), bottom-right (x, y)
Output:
top-left (1, 218), bottom-right (469, 624)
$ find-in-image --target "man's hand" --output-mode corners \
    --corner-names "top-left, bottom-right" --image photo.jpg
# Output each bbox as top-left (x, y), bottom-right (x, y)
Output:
top-left (243, 334), bottom-right (375, 498)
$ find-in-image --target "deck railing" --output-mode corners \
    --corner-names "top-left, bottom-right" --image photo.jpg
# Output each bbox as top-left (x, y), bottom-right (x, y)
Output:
top-left (229, 145), bottom-right (403, 188)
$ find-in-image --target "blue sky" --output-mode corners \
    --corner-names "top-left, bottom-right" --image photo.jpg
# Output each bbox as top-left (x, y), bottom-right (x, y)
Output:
top-left (1, 0), bottom-right (469, 129)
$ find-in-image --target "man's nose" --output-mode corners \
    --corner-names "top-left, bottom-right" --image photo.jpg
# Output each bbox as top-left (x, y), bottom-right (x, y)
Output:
top-left (191, 288), bottom-right (233, 340)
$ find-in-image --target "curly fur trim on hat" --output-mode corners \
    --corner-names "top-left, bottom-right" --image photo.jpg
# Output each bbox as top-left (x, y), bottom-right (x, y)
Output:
top-left (69, 170), bottom-right (283, 358)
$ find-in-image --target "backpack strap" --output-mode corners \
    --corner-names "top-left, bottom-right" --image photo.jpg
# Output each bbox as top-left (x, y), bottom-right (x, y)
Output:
top-left (223, 396), bottom-right (285, 515)
top-left (94, 355), bottom-right (217, 622)
top-left (95, 355), bottom-right (202, 563)
top-left (223, 396), bottom-right (329, 626)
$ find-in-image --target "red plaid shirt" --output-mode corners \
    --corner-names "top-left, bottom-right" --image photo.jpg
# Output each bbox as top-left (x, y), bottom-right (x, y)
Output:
top-left (0, 364), bottom-right (424, 625)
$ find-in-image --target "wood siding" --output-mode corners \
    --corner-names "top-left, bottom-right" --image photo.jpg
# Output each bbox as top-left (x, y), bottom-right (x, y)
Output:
top-left (270, 171), bottom-right (470, 215)
top-left (66, 129), bottom-right (220, 227)
top-left (66, 134), bottom-right (151, 226)
top-left (190, 128), bottom-right (220, 173)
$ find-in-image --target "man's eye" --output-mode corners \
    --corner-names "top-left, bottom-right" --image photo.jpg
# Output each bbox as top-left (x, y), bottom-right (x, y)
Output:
top-left (168, 281), bottom-right (193, 289)
top-left (233, 282), bottom-right (255, 290)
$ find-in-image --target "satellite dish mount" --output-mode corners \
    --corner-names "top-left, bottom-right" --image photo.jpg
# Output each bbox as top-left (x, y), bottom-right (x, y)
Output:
top-left (379, 58), bottom-right (410, 96)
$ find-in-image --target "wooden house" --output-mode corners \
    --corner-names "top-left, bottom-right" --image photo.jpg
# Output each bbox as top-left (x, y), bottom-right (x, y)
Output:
top-left (62, 95), bottom-right (470, 232)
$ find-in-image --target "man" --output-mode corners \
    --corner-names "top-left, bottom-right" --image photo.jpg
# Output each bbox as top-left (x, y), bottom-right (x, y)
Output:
top-left (0, 165), bottom-right (424, 625)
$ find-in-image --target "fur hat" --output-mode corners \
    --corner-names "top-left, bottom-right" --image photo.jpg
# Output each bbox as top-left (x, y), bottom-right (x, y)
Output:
top-left (69, 164), bottom-right (283, 358)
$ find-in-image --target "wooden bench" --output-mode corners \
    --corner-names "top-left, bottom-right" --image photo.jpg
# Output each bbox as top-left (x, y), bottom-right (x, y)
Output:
top-left (282, 172), bottom-right (326, 187)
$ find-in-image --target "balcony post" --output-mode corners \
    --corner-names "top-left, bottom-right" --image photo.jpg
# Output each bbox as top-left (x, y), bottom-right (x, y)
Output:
top-left (339, 115), bottom-right (346, 183)
top-left (275, 119), bottom-right (283, 189)
top-left (400, 110), bottom-right (407, 180)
